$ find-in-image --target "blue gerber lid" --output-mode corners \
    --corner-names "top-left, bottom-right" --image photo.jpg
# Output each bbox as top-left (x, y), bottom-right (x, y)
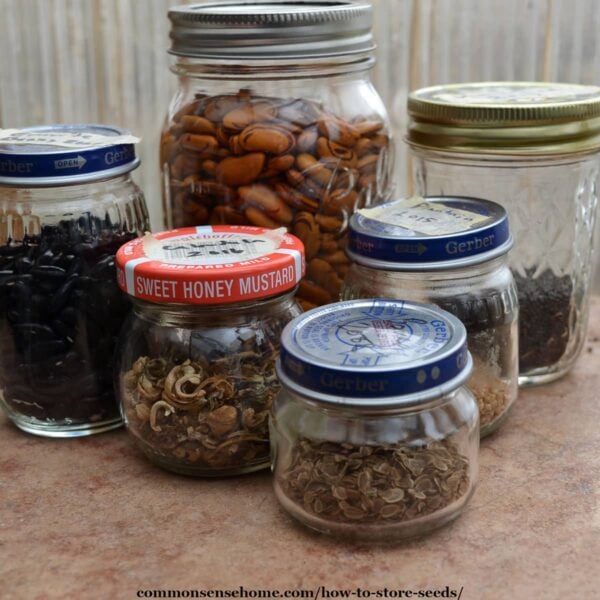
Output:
top-left (0, 124), bottom-right (140, 186)
top-left (348, 196), bottom-right (512, 270)
top-left (277, 299), bottom-right (472, 408)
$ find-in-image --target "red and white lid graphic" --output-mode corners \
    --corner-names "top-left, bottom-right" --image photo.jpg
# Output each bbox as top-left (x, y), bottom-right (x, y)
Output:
top-left (116, 225), bottom-right (305, 305)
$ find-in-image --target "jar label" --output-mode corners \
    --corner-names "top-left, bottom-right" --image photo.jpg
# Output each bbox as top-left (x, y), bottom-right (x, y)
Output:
top-left (359, 196), bottom-right (490, 236)
top-left (143, 227), bottom-right (286, 266)
top-left (293, 300), bottom-right (452, 367)
top-left (116, 225), bottom-right (305, 305)
top-left (0, 128), bottom-right (140, 149)
top-left (279, 299), bottom-right (470, 400)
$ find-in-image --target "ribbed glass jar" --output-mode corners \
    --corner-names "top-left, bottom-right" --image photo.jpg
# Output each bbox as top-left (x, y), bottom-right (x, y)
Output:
top-left (0, 125), bottom-right (149, 437)
top-left (407, 82), bottom-right (600, 386)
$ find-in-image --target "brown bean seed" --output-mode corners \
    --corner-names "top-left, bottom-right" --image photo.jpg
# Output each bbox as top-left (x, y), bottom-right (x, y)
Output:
top-left (223, 101), bottom-right (277, 131)
top-left (354, 119), bottom-right (384, 137)
top-left (244, 206), bottom-right (280, 228)
top-left (181, 115), bottom-right (217, 135)
top-left (215, 153), bottom-right (266, 186)
top-left (180, 134), bottom-right (219, 154)
top-left (239, 124), bottom-right (295, 154)
top-left (239, 184), bottom-right (293, 225)
top-left (293, 212), bottom-right (320, 260)
top-left (318, 116), bottom-right (359, 148)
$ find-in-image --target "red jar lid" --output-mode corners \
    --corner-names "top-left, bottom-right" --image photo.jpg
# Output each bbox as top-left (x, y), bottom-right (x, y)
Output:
top-left (116, 225), bottom-right (305, 305)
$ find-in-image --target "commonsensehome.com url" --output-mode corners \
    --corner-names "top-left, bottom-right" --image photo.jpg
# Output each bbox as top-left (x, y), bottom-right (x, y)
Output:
top-left (136, 587), bottom-right (464, 599)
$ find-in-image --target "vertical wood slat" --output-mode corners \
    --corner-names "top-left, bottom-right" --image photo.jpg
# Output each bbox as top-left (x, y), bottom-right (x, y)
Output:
top-left (0, 0), bottom-right (599, 286)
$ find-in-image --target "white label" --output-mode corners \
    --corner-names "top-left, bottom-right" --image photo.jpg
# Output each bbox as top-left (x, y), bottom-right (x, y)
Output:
top-left (0, 129), bottom-right (140, 149)
top-left (359, 197), bottom-right (490, 236)
top-left (143, 228), bottom-right (286, 266)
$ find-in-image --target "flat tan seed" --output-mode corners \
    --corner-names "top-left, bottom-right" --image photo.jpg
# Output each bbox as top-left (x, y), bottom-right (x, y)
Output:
top-left (318, 116), bottom-right (359, 148)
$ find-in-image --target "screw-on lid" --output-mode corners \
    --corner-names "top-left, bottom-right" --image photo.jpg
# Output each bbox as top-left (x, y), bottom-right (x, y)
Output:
top-left (0, 125), bottom-right (140, 186)
top-left (407, 82), bottom-right (600, 155)
top-left (347, 196), bottom-right (513, 270)
top-left (116, 225), bottom-right (305, 305)
top-left (168, 1), bottom-right (374, 60)
top-left (277, 299), bottom-right (471, 408)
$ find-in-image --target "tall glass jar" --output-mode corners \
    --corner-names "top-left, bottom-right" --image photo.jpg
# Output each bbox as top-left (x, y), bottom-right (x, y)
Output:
top-left (342, 196), bottom-right (518, 437)
top-left (115, 225), bottom-right (304, 476)
top-left (271, 299), bottom-right (479, 541)
top-left (0, 125), bottom-right (149, 437)
top-left (160, 1), bottom-right (394, 310)
top-left (406, 82), bottom-right (600, 386)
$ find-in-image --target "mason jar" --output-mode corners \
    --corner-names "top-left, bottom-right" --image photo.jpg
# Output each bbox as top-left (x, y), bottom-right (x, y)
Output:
top-left (271, 299), bottom-right (479, 541)
top-left (0, 125), bottom-right (149, 437)
top-left (342, 196), bottom-right (518, 438)
top-left (115, 225), bottom-right (304, 476)
top-left (406, 82), bottom-right (600, 386)
top-left (160, 1), bottom-right (394, 310)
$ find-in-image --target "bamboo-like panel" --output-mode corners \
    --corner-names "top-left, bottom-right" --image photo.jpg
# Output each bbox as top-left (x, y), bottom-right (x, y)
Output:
top-left (1, 0), bottom-right (599, 286)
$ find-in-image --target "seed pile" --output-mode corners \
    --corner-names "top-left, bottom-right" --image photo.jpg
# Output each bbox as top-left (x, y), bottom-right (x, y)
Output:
top-left (277, 438), bottom-right (470, 524)
top-left (0, 217), bottom-right (137, 423)
top-left (122, 347), bottom-right (279, 473)
top-left (161, 88), bottom-right (393, 309)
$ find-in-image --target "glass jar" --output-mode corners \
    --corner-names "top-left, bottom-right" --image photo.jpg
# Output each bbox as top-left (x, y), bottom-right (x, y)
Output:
top-left (342, 196), bottom-right (518, 438)
top-left (0, 125), bottom-right (149, 437)
top-left (272, 299), bottom-right (479, 541)
top-left (160, 1), bottom-right (394, 310)
top-left (115, 225), bottom-right (304, 476)
top-left (406, 82), bottom-right (600, 386)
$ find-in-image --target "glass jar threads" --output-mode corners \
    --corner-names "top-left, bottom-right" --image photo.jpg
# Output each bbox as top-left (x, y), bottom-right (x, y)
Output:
top-left (272, 299), bottom-right (479, 541)
top-left (115, 225), bottom-right (304, 476)
top-left (0, 125), bottom-right (149, 437)
top-left (406, 82), bottom-right (600, 385)
top-left (342, 196), bottom-right (518, 437)
top-left (160, 1), bottom-right (394, 310)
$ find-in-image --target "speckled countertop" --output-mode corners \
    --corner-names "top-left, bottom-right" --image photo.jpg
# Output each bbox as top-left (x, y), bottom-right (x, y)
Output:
top-left (1, 299), bottom-right (599, 600)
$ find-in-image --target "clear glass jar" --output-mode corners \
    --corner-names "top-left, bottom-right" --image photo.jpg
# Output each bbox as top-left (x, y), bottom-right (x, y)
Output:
top-left (406, 82), bottom-right (600, 385)
top-left (115, 225), bottom-right (304, 476)
top-left (342, 197), bottom-right (519, 437)
top-left (0, 125), bottom-right (149, 437)
top-left (271, 299), bottom-right (479, 541)
top-left (160, 1), bottom-right (394, 310)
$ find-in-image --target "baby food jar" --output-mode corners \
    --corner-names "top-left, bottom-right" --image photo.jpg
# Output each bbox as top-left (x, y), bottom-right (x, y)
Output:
top-left (271, 299), bottom-right (479, 541)
top-left (116, 225), bottom-right (304, 476)
top-left (342, 196), bottom-right (518, 437)
top-left (406, 82), bottom-right (600, 385)
top-left (0, 125), bottom-right (149, 437)
top-left (161, 1), bottom-right (394, 309)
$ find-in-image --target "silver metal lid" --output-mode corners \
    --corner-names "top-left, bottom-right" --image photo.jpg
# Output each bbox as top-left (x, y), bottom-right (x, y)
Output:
top-left (167, 1), bottom-right (374, 60)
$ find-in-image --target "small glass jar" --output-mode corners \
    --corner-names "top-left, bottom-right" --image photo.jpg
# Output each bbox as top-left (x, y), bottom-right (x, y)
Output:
top-left (271, 299), bottom-right (479, 541)
top-left (406, 82), bottom-right (600, 385)
top-left (342, 196), bottom-right (519, 438)
top-left (160, 1), bottom-right (394, 309)
top-left (0, 125), bottom-right (149, 437)
top-left (115, 225), bottom-right (304, 476)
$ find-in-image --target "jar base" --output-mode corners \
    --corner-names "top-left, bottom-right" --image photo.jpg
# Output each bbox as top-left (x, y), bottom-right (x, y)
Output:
top-left (480, 400), bottom-right (516, 438)
top-left (273, 479), bottom-right (474, 542)
top-left (518, 364), bottom-right (572, 387)
top-left (135, 441), bottom-right (270, 477)
top-left (6, 413), bottom-right (123, 438)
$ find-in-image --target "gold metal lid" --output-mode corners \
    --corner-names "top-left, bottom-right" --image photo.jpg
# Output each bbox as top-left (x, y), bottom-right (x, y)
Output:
top-left (407, 82), bottom-right (600, 156)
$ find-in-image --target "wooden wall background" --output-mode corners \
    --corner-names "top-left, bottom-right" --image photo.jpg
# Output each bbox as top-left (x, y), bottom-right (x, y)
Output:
top-left (1, 0), bottom-right (599, 287)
